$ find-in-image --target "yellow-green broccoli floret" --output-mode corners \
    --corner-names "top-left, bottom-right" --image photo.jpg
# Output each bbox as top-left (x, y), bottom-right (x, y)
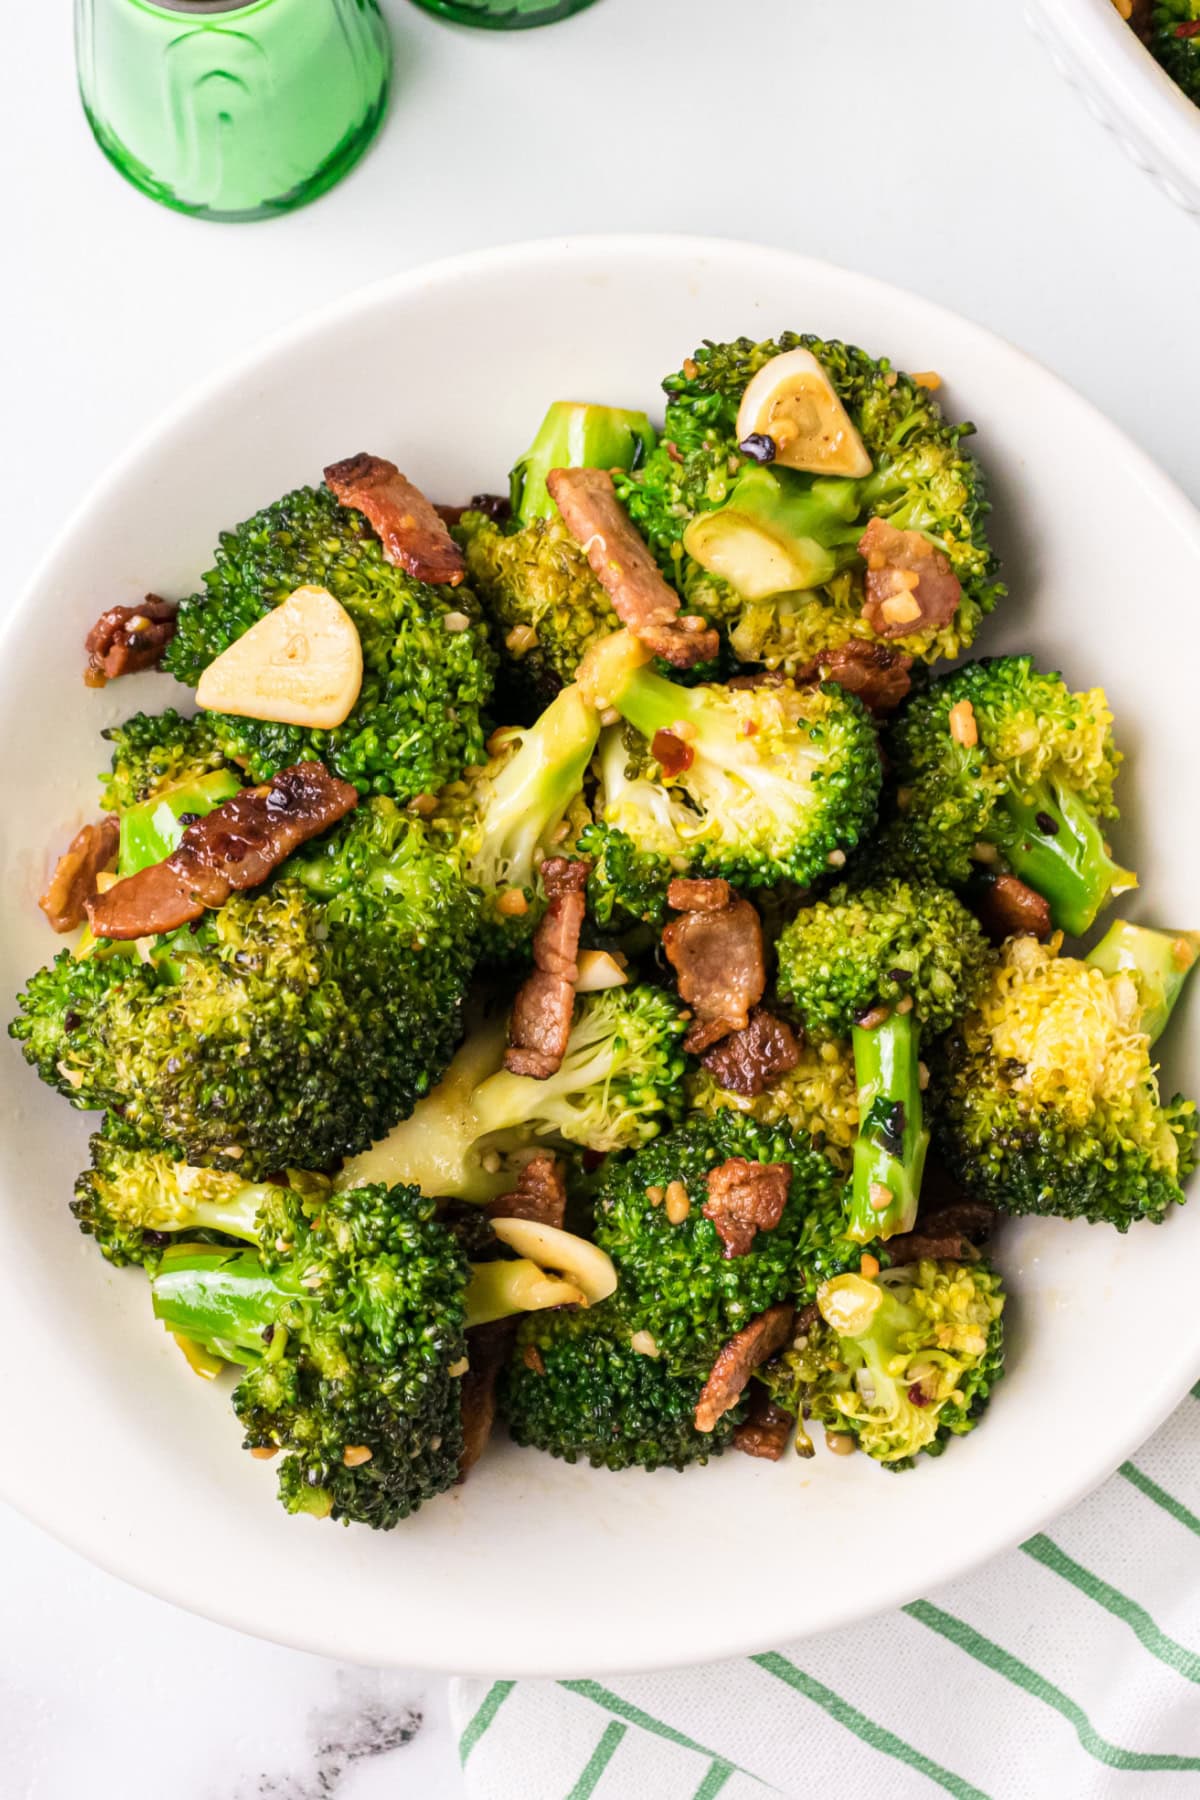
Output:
top-left (687, 1037), bottom-right (860, 1171)
top-left (763, 1259), bottom-right (1005, 1467)
top-left (935, 930), bottom-right (1199, 1230)
top-left (100, 708), bottom-right (233, 812)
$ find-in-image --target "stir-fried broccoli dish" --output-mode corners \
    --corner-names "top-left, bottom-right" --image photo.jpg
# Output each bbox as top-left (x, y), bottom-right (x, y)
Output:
top-left (11, 340), bottom-right (1194, 1529)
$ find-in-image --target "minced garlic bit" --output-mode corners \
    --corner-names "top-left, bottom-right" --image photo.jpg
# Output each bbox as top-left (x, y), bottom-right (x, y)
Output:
top-left (664, 1180), bottom-right (691, 1224)
top-left (859, 1254), bottom-right (881, 1278)
top-left (599, 707), bottom-right (620, 728)
top-left (970, 840), bottom-right (999, 865)
top-left (630, 1330), bottom-right (660, 1359)
top-left (918, 1060), bottom-right (930, 1091)
top-left (912, 370), bottom-right (942, 391)
top-left (504, 623), bottom-right (538, 655)
top-left (249, 1446), bottom-right (279, 1460)
top-left (495, 888), bottom-right (528, 917)
top-left (825, 1431), bottom-right (857, 1456)
top-left (406, 792), bottom-right (439, 816)
top-left (645, 1185), bottom-right (665, 1207)
top-left (448, 1356), bottom-right (470, 1378)
top-left (1112, 0), bottom-right (1133, 18)
top-left (827, 848), bottom-right (847, 868)
top-left (480, 1149), bottom-right (503, 1175)
top-left (895, 994), bottom-right (914, 1016)
top-left (948, 698), bottom-right (978, 748)
top-left (343, 1445), bottom-right (373, 1467)
top-left (682, 357), bottom-right (699, 380)
top-left (869, 1181), bottom-right (893, 1211)
top-left (442, 611), bottom-right (471, 634)
top-left (880, 592), bottom-right (922, 627)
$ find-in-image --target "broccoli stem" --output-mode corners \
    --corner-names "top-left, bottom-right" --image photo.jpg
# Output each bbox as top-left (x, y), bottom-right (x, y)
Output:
top-left (150, 1245), bottom-right (284, 1366)
top-left (987, 780), bottom-right (1136, 938)
top-left (511, 401), bottom-right (656, 526)
top-left (848, 1010), bottom-right (929, 1243)
top-left (1086, 921), bottom-right (1200, 1044)
top-left (470, 681), bottom-right (600, 895)
top-left (681, 466), bottom-right (866, 600)
top-left (118, 769), bottom-right (243, 877)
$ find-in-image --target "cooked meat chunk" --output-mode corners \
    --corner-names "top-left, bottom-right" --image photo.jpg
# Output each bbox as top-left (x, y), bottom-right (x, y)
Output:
top-left (694, 1303), bottom-right (794, 1433)
top-left (84, 597), bottom-right (177, 687)
top-left (858, 517), bottom-right (961, 638)
top-left (38, 817), bottom-right (119, 933)
top-left (435, 493), bottom-right (510, 530)
top-left (663, 883), bottom-right (766, 1053)
top-left (324, 454), bottom-right (466, 587)
top-left (973, 873), bottom-right (1053, 945)
top-left (486, 1152), bottom-right (567, 1230)
top-left (504, 858), bottom-right (591, 1079)
top-left (701, 1008), bottom-right (801, 1098)
top-left (86, 762), bottom-right (358, 940)
top-left (703, 1155), bottom-right (791, 1259)
top-left (457, 1320), bottom-right (516, 1481)
top-left (796, 641), bottom-right (913, 714)
top-left (733, 1389), bottom-right (794, 1461)
top-left (883, 1230), bottom-right (983, 1266)
top-left (546, 466), bottom-right (718, 668)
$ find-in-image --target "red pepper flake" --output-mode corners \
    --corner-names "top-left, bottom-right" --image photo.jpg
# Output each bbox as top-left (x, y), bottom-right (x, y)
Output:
top-left (652, 728), bottom-right (695, 778)
top-left (1176, 19), bottom-right (1200, 33)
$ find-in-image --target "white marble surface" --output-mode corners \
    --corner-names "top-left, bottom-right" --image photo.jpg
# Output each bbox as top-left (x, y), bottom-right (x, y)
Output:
top-left (2, 1), bottom-right (1199, 1796)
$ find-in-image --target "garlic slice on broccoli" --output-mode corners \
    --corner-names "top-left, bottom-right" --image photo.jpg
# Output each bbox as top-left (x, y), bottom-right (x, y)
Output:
top-left (735, 348), bottom-right (872, 478)
top-left (574, 949), bottom-right (629, 992)
top-left (196, 584), bottom-right (363, 730)
top-left (489, 1216), bottom-right (618, 1306)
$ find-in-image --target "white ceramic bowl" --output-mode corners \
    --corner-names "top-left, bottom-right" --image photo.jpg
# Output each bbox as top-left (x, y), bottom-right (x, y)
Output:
top-left (1027, 0), bottom-right (1200, 214)
top-left (2, 237), bottom-right (1198, 1676)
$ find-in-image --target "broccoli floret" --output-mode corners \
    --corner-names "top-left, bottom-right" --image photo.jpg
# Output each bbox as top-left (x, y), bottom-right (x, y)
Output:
top-left (763, 1260), bottom-right (1005, 1467)
top-left (434, 679), bottom-right (600, 957)
top-left (578, 635), bottom-right (880, 912)
top-left (616, 335), bottom-right (1002, 672)
top-left (71, 1128), bottom-right (306, 1269)
top-left (461, 512), bottom-right (618, 706)
top-left (500, 1300), bottom-right (741, 1471)
top-left (149, 1181), bottom-right (469, 1527)
top-left (1149, 3), bottom-right (1200, 103)
top-left (100, 709), bottom-right (233, 812)
top-left (340, 985), bottom-right (688, 1203)
top-left (883, 656), bottom-right (1134, 936)
top-left (687, 1037), bottom-right (861, 1172)
top-left (162, 483), bottom-right (495, 802)
top-left (591, 1110), bottom-right (844, 1370)
top-left (11, 801), bottom-right (477, 1175)
top-left (774, 879), bottom-right (991, 1242)
top-left (935, 932), bottom-right (1199, 1230)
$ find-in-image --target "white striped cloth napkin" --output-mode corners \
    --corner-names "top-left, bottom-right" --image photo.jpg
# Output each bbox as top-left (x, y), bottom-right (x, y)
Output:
top-left (450, 1385), bottom-right (1200, 1798)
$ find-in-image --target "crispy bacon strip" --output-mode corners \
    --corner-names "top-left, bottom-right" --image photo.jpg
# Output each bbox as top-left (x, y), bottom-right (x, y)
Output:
top-left (795, 641), bottom-right (913, 715)
top-left (86, 762), bottom-right (358, 940)
top-left (858, 517), bottom-right (961, 638)
top-left (733, 1389), bottom-right (794, 1461)
top-left (39, 817), bottom-right (119, 933)
top-left (701, 1007), bottom-right (800, 1098)
top-left (504, 858), bottom-right (591, 1079)
top-left (84, 597), bottom-right (177, 687)
top-left (486, 1152), bottom-right (567, 1230)
top-left (324, 454), bottom-right (466, 587)
top-left (546, 466), bottom-right (718, 668)
top-left (694, 1304), bottom-right (794, 1434)
top-left (662, 880), bottom-right (766, 1053)
top-left (703, 1156), bottom-right (792, 1259)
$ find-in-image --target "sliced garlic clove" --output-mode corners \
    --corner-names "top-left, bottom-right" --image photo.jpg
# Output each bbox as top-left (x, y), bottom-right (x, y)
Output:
top-left (463, 1257), bottom-right (586, 1329)
top-left (574, 949), bottom-right (628, 993)
top-left (735, 348), bottom-right (873, 478)
top-left (196, 584), bottom-right (363, 730)
top-left (488, 1217), bottom-right (618, 1306)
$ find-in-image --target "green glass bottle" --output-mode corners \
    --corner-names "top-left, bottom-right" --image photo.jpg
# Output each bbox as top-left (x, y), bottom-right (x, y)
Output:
top-left (75, 0), bottom-right (392, 221)
top-left (408, 0), bottom-right (598, 28)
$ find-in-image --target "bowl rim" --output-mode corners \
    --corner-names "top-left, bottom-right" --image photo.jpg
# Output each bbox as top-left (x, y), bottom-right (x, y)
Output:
top-left (4, 233), bottom-right (1200, 1674)
top-left (1028, 0), bottom-right (1200, 177)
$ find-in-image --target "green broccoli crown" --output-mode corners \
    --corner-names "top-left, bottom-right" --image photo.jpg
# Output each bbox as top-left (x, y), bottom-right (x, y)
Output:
top-left (12, 803), bottom-right (476, 1175)
top-left (882, 656), bottom-right (1128, 930)
top-left (776, 878), bottom-right (993, 1042)
top-left (1150, 3), bottom-right (1200, 102)
top-left (100, 709), bottom-right (232, 812)
top-left (340, 983), bottom-right (689, 1203)
top-left (595, 654), bottom-right (882, 897)
top-left (500, 1301), bottom-right (742, 1471)
top-left (150, 1181), bottom-right (469, 1528)
top-left (687, 1036), bottom-right (861, 1172)
top-left (934, 935), bottom-right (1198, 1230)
top-left (765, 1259), bottom-right (1005, 1467)
top-left (460, 510), bottom-right (618, 701)
top-left (163, 483), bottom-right (495, 802)
top-left (70, 1128), bottom-right (309, 1269)
top-left (592, 1109), bottom-right (844, 1369)
top-left (616, 334), bottom-right (1001, 670)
